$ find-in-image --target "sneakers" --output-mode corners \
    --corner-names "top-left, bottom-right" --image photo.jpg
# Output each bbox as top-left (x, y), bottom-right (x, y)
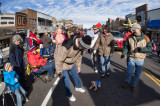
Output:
top-left (101, 74), bottom-right (105, 78)
top-left (75, 88), bottom-right (85, 93)
top-left (25, 98), bottom-right (29, 102)
top-left (94, 69), bottom-right (98, 73)
top-left (122, 82), bottom-right (128, 88)
top-left (68, 95), bottom-right (76, 102)
top-left (106, 72), bottom-right (110, 76)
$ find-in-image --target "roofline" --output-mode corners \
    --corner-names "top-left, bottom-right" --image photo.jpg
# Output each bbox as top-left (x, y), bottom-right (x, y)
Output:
top-left (148, 8), bottom-right (160, 12)
top-left (21, 8), bottom-right (52, 17)
top-left (0, 13), bottom-right (15, 15)
top-left (126, 7), bottom-right (160, 17)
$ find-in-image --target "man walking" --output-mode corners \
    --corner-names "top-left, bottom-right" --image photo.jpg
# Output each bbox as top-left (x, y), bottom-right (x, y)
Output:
top-left (121, 24), bottom-right (152, 91)
top-left (54, 35), bottom-right (92, 102)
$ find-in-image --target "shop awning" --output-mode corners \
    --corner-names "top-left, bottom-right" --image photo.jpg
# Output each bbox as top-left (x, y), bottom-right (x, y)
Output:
top-left (0, 27), bottom-right (17, 36)
top-left (147, 20), bottom-right (160, 28)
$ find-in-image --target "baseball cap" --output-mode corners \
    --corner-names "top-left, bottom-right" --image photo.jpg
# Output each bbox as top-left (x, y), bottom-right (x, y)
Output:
top-left (131, 24), bottom-right (141, 30)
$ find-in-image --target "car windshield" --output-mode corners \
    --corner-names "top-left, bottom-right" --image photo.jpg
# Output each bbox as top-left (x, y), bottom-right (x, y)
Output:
top-left (111, 32), bottom-right (124, 37)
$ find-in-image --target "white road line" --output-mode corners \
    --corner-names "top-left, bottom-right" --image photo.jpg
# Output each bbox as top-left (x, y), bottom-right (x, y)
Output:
top-left (41, 77), bottom-right (60, 106)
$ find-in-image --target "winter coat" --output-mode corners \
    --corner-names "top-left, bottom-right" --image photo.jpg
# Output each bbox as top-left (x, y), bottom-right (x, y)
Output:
top-left (9, 43), bottom-right (25, 76)
top-left (27, 50), bottom-right (47, 72)
top-left (3, 70), bottom-right (20, 91)
top-left (94, 33), bottom-right (115, 56)
top-left (29, 33), bottom-right (43, 47)
top-left (122, 32), bottom-right (152, 61)
top-left (54, 38), bottom-right (83, 74)
top-left (41, 35), bottom-right (52, 48)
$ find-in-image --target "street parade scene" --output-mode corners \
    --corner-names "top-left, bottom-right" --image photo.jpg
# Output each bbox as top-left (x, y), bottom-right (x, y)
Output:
top-left (0, 0), bottom-right (160, 106)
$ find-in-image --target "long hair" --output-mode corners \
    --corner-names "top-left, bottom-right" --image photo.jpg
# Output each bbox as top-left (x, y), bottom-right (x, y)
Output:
top-left (103, 26), bottom-right (111, 34)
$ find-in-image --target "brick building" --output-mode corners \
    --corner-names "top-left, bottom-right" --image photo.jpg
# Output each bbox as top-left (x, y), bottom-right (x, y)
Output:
top-left (21, 8), bottom-right (37, 31)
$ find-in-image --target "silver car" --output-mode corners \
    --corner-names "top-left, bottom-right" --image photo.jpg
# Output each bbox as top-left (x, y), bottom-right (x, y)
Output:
top-left (111, 31), bottom-right (124, 50)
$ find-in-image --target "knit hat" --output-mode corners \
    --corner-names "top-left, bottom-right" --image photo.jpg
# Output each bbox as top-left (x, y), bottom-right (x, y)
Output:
top-left (131, 23), bottom-right (141, 30)
top-left (93, 23), bottom-right (101, 31)
top-left (29, 45), bottom-right (37, 51)
top-left (79, 35), bottom-right (92, 49)
top-left (4, 63), bottom-right (11, 72)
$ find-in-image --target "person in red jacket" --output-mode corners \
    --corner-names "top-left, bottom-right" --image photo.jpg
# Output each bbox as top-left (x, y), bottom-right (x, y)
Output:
top-left (29, 29), bottom-right (43, 48)
top-left (27, 45), bottom-right (55, 81)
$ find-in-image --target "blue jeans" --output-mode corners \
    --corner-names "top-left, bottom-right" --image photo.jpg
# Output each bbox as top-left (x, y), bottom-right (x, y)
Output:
top-left (62, 65), bottom-right (82, 97)
top-left (14, 85), bottom-right (27, 106)
top-left (100, 56), bottom-right (110, 75)
top-left (125, 58), bottom-right (144, 87)
top-left (37, 62), bottom-right (55, 77)
top-left (90, 49), bottom-right (100, 70)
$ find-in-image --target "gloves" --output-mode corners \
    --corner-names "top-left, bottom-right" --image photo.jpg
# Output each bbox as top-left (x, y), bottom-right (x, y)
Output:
top-left (93, 50), bottom-right (96, 54)
top-left (121, 55), bottom-right (125, 59)
top-left (134, 47), bottom-right (142, 53)
top-left (14, 78), bottom-right (18, 82)
top-left (58, 72), bottom-right (63, 79)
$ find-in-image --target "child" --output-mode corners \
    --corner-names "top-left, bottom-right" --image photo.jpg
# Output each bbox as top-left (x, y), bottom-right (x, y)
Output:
top-left (3, 63), bottom-right (29, 106)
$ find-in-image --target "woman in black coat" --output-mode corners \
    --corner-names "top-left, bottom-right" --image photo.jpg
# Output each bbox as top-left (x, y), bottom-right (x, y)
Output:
top-left (9, 35), bottom-right (26, 88)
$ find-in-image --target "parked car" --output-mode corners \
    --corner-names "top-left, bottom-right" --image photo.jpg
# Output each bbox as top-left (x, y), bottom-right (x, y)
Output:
top-left (111, 31), bottom-right (124, 50)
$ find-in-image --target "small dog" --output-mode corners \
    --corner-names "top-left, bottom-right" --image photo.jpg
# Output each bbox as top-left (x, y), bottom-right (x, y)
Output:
top-left (89, 81), bottom-right (101, 91)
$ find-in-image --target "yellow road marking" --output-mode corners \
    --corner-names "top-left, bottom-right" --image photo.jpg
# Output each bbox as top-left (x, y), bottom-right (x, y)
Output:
top-left (143, 68), bottom-right (160, 83)
top-left (143, 71), bottom-right (160, 87)
top-left (116, 51), bottom-right (160, 87)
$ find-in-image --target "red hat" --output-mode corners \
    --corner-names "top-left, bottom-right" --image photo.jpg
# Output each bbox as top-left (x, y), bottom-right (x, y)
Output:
top-left (93, 23), bottom-right (101, 30)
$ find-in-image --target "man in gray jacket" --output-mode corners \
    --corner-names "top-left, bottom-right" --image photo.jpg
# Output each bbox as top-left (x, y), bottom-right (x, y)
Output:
top-left (54, 35), bottom-right (92, 102)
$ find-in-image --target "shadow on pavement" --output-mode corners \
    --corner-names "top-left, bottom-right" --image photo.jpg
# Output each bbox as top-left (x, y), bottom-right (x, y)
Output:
top-left (78, 56), bottom-right (160, 106)
top-left (51, 80), bottom-right (70, 106)
top-left (51, 53), bottom-right (160, 106)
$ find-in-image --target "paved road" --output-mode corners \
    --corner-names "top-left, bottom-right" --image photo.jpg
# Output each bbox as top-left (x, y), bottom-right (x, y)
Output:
top-left (1, 51), bottom-right (160, 106)
top-left (47, 52), bottom-right (160, 106)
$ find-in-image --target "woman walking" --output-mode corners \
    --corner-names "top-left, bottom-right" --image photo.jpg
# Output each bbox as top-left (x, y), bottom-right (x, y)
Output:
top-left (94, 26), bottom-right (115, 78)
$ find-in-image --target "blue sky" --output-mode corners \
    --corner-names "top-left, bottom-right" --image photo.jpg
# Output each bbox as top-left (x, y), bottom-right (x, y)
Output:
top-left (1, 0), bottom-right (160, 28)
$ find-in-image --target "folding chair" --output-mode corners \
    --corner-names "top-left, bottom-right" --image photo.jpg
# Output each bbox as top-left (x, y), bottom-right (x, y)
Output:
top-left (25, 64), bottom-right (47, 83)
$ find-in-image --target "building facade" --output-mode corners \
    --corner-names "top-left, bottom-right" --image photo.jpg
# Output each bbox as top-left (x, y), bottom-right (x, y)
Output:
top-left (21, 8), bottom-right (37, 31)
top-left (0, 13), bottom-right (17, 48)
top-left (0, 13), bottom-right (15, 27)
top-left (126, 5), bottom-right (160, 44)
top-left (56, 19), bottom-right (73, 30)
top-left (52, 16), bottom-right (57, 32)
top-left (106, 18), bottom-right (125, 32)
top-left (37, 11), bottom-right (52, 34)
